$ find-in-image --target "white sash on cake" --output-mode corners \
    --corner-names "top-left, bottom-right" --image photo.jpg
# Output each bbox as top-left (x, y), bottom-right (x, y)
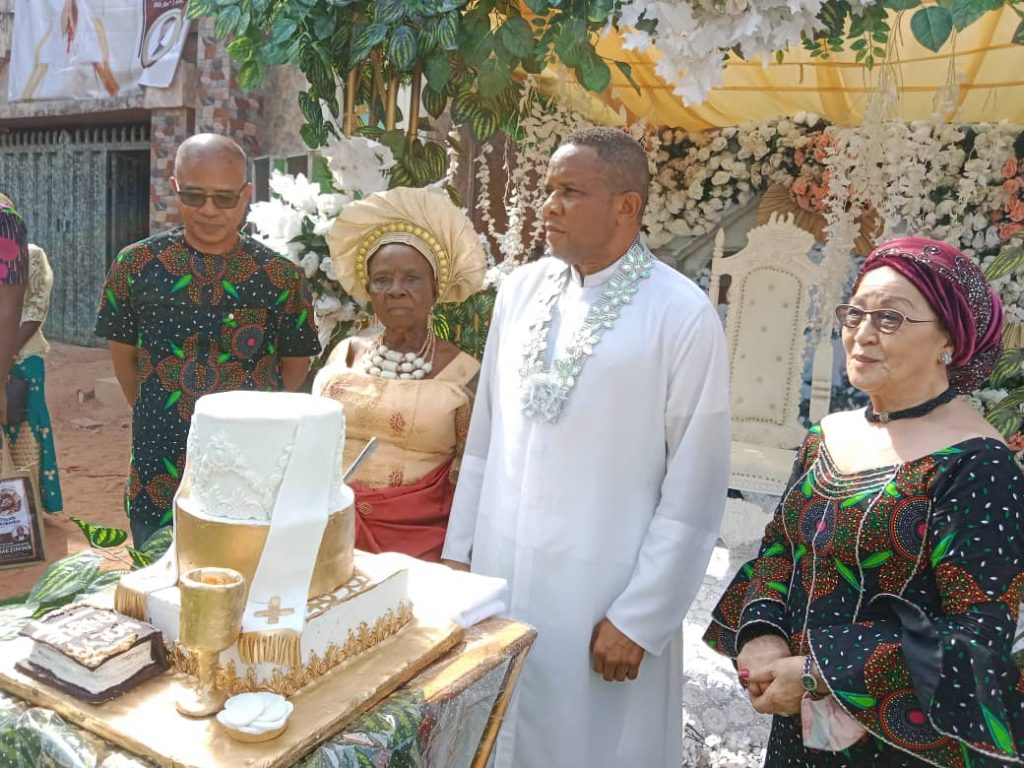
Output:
top-left (116, 408), bottom-right (340, 670)
top-left (236, 410), bottom-right (334, 667)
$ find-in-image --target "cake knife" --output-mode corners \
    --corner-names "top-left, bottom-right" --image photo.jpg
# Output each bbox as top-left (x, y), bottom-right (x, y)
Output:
top-left (342, 437), bottom-right (378, 483)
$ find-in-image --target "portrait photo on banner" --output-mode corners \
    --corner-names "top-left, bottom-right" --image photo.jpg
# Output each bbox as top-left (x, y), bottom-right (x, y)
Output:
top-left (7, 0), bottom-right (190, 103)
top-left (0, 464), bottom-right (46, 571)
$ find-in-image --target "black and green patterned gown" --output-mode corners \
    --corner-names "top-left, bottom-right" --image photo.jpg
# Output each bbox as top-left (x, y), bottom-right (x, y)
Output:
top-left (704, 424), bottom-right (1024, 767)
top-left (95, 228), bottom-right (321, 540)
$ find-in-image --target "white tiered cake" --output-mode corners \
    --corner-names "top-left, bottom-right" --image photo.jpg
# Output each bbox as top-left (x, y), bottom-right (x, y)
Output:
top-left (115, 391), bottom-right (412, 696)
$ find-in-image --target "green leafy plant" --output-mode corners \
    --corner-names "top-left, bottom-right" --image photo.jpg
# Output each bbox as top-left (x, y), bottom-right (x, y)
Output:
top-left (186, 0), bottom-right (625, 155)
top-left (983, 244), bottom-right (1024, 440)
top-left (432, 290), bottom-right (496, 359)
top-left (194, 0), bottom-right (1020, 123)
top-left (2, 523), bottom-right (174, 641)
top-left (803, 0), bottom-right (1021, 67)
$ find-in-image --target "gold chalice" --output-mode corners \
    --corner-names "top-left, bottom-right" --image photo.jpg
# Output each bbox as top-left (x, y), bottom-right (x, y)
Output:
top-left (176, 567), bottom-right (246, 718)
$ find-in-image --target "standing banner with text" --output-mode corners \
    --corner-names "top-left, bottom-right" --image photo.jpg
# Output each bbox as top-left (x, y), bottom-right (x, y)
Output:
top-left (8, 0), bottom-right (189, 102)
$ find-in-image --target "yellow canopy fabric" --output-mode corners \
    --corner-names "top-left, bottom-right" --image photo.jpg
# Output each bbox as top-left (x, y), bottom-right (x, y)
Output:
top-left (537, 6), bottom-right (1024, 128)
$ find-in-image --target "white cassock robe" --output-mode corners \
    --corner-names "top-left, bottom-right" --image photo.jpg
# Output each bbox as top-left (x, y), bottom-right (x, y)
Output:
top-left (442, 248), bottom-right (731, 768)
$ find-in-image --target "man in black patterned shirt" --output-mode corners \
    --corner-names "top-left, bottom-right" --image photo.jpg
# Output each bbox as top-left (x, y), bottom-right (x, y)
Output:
top-left (94, 134), bottom-right (320, 545)
top-left (0, 193), bottom-right (28, 425)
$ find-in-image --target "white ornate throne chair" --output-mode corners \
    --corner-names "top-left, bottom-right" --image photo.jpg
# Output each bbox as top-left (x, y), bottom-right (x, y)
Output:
top-left (709, 214), bottom-right (835, 547)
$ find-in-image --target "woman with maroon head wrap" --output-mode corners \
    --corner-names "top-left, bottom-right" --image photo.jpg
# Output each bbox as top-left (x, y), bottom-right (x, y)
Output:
top-left (705, 237), bottom-right (1024, 766)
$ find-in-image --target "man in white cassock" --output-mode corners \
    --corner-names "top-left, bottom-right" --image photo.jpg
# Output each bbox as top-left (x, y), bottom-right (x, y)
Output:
top-left (441, 127), bottom-right (731, 767)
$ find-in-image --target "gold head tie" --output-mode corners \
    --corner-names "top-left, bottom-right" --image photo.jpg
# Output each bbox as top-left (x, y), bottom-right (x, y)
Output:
top-left (328, 187), bottom-right (485, 306)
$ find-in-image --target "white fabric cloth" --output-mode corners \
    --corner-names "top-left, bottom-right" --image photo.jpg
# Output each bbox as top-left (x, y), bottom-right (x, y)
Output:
top-left (442, 249), bottom-right (731, 768)
top-left (358, 551), bottom-right (508, 629)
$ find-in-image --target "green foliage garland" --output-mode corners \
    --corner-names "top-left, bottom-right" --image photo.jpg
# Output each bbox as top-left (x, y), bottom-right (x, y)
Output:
top-left (801, 0), bottom-right (1022, 66)
top-left (185, 0), bottom-right (625, 152)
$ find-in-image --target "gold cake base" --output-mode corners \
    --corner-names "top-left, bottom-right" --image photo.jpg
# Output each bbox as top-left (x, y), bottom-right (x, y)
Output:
top-left (0, 617), bottom-right (462, 768)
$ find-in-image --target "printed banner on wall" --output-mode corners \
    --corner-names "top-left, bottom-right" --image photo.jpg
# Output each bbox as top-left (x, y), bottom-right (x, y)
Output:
top-left (138, 0), bottom-right (189, 88)
top-left (8, 0), bottom-right (189, 103)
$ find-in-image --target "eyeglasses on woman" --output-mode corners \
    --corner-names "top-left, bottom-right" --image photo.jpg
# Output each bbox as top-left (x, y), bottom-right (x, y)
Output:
top-left (834, 304), bottom-right (941, 334)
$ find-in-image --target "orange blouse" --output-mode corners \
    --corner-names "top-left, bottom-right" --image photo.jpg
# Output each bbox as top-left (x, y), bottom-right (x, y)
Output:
top-left (313, 336), bottom-right (479, 488)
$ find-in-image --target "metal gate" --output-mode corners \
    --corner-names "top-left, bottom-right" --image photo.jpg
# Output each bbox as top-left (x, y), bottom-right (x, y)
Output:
top-left (0, 125), bottom-right (151, 346)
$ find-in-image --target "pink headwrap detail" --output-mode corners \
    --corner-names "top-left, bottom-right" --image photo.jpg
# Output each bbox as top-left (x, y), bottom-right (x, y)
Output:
top-left (855, 237), bottom-right (1003, 394)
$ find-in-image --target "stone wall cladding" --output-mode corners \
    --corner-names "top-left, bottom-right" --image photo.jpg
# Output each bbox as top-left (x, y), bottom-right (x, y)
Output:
top-left (194, 17), bottom-right (261, 157)
top-left (149, 17), bottom-right (263, 232)
top-left (260, 65), bottom-right (310, 160)
top-left (150, 108), bottom-right (193, 232)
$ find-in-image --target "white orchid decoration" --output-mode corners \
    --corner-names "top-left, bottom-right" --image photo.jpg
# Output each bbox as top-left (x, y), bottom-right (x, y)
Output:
top-left (319, 136), bottom-right (395, 194)
top-left (617, 0), bottom-right (877, 106)
top-left (247, 197), bottom-right (306, 261)
top-left (247, 137), bottom-right (397, 354)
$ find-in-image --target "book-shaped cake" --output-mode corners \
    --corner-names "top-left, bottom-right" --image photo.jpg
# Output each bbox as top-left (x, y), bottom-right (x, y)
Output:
top-left (16, 604), bottom-right (169, 704)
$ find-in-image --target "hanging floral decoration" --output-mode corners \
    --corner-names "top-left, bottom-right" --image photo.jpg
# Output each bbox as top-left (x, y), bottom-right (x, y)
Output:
top-left (617, 0), bottom-right (1021, 107)
top-left (617, 0), bottom-right (879, 105)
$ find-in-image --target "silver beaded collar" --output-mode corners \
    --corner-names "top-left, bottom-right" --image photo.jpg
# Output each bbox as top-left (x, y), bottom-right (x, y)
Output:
top-left (519, 238), bottom-right (654, 424)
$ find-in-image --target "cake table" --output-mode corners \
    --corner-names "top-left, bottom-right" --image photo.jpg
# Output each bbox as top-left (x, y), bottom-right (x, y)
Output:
top-left (0, 617), bottom-right (535, 767)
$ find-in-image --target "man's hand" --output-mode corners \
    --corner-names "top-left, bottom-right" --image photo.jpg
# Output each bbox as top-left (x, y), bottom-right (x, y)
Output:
top-left (736, 633), bottom-right (790, 698)
top-left (440, 558), bottom-right (470, 572)
top-left (108, 341), bottom-right (138, 407)
top-left (280, 356), bottom-right (311, 391)
top-left (590, 618), bottom-right (644, 682)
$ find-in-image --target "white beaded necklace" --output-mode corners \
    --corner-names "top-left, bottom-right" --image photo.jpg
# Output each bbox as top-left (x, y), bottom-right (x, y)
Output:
top-left (519, 238), bottom-right (654, 423)
top-left (364, 331), bottom-right (435, 380)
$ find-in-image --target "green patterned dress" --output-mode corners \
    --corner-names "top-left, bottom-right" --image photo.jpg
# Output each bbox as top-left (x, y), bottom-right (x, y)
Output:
top-left (95, 228), bottom-right (320, 542)
top-left (704, 424), bottom-right (1024, 767)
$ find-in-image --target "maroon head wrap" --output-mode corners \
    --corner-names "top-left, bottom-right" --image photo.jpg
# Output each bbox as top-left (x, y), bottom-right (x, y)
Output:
top-left (854, 237), bottom-right (1004, 394)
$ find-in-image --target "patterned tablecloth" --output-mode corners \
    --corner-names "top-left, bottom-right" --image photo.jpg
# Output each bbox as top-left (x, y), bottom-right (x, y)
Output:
top-left (0, 617), bottom-right (535, 768)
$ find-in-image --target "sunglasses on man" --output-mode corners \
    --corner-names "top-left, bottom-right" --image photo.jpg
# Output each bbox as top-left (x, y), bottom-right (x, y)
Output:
top-left (174, 184), bottom-right (248, 209)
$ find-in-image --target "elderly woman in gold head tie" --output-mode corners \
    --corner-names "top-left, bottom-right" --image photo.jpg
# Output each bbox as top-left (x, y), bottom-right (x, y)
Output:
top-left (313, 187), bottom-right (486, 562)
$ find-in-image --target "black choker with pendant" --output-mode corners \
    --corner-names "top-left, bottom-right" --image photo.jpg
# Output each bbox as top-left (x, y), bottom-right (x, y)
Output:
top-left (864, 385), bottom-right (957, 424)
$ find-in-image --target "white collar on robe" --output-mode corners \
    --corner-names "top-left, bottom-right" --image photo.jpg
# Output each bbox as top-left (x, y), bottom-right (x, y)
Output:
top-left (567, 251), bottom-right (628, 288)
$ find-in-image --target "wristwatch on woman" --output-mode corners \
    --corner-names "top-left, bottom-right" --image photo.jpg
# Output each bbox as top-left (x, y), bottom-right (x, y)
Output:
top-left (801, 655), bottom-right (825, 699)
